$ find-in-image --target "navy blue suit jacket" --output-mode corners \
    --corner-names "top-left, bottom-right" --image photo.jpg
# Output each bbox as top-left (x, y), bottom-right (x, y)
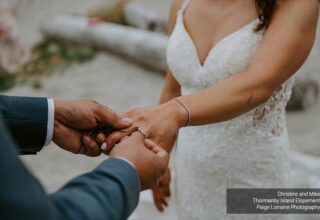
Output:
top-left (0, 95), bottom-right (140, 220)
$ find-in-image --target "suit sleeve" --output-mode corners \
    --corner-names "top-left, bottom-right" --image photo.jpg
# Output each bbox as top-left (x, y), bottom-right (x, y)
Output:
top-left (50, 159), bottom-right (140, 220)
top-left (0, 115), bottom-right (140, 220)
top-left (0, 95), bottom-right (48, 154)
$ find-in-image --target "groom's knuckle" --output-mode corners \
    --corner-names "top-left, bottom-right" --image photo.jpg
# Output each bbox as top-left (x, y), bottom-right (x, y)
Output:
top-left (95, 103), bottom-right (104, 113)
top-left (87, 99), bottom-right (98, 107)
top-left (105, 111), bottom-right (118, 126)
top-left (112, 111), bottom-right (120, 123)
top-left (84, 113), bottom-right (96, 126)
top-left (137, 112), bottom-right (145, 119)
top-left (90, 99), bottom-right (99, 105)
top-left (131, 108), bottom-right (139, 113)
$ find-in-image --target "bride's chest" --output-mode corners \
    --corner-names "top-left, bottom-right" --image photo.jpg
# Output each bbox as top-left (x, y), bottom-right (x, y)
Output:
top-left (166, 18), bottom-right (264, 90)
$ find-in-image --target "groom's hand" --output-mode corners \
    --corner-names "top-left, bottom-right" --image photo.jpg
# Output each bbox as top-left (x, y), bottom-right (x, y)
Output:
top-left (52, 100), bottom-right (132, 156)
top-left (110, 132), bottom-right (169, 191)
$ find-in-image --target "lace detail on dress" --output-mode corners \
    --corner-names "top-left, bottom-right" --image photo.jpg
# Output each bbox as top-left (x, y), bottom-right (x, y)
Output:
top-left (252, 78), bottom-right (294, 137)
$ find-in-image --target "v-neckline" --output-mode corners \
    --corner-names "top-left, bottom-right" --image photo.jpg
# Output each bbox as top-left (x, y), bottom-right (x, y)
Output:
top-left (179, 3), bottom-right (258, 68)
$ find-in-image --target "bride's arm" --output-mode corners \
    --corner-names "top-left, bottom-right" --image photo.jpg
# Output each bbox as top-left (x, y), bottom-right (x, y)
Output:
top-left (158, 0), bottom-right (183, 153)
top-left (159, 71), bottom-right (181, 152)
top-left (166, 0), bottom-right (319, 126)
top-left (106, 0), bottom-right (318, 148)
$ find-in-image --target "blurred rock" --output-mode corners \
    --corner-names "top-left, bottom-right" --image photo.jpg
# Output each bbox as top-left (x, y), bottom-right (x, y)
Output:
top-left (124, 2), bottom-right (167, 33)
top-left (136, 0), bottom-right (171, 17)
top-left (87, 0), bottom-right (129, 24)
top-left (15, 0), bottom-right (110, 47)
top-left (287, 78), bottom-right (319, 111)
top-left (41, 15), bottom-right (167, 71)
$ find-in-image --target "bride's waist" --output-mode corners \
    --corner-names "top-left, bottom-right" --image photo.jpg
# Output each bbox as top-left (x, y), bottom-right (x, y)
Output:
top-left (181, 86), bottom-right (203, 95)
top-left (179, 117), bottom-right (288, 141)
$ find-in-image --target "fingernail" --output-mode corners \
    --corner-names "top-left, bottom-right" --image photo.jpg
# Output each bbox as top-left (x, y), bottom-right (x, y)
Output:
top-left (122, 117), bottom-right (133, 124)
top-left (101, 142), bottom-right (107, 151)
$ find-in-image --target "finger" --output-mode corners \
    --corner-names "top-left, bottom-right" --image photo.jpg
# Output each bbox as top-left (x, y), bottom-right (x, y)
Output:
top-left (145, 139), bottom-right (169, 177)
top-left (130, 131), bottom-right (145, 140)
top-left (101, 141), bottom-right (115, 155)
top-left (144, 139), bottom-right (160, 151)
top-left (106, 127), bottom-right (136, 147)
top-left (160, 197), bottom-right (168, 207)
top-left (107, 132), bottom-right (144, 156)
top-left (145, 139), bottom-right (169, 162)
top-left (82, 135), bottom-right (94, 156)
top-left (120, 136), bottom-right (129, 142)
top-left (164, 186), bottom-right (171, 198)
top-left (79, 145), bottom-right (86, 155)
top-left (83, 135), bottom-right (101, 157)
top-left (53, 121), bottom-right (86, 154)
top-left (96, 133), bottom-right (106, 145)
top-left (157, 190), bottom-right (168, 206)
top-left (96, 105), bottom-right (133, 129)
top-left (153, 192), bottom-right (164, 212)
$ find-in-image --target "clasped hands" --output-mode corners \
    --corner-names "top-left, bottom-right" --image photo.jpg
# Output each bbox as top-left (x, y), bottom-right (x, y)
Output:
top-left (97, 99), bottom-right (189, 152)
top-left (53, 99), bottom-right (186, 156)
top-left (52, 99), bottom-right (187, 190)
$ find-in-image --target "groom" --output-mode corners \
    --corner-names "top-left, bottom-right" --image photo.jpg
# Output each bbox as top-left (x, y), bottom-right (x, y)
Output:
top-left (0, 95), bottom-right (169, 220)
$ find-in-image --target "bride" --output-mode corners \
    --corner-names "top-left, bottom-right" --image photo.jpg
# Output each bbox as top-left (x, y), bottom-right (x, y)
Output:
top-left (100, 0), bottom-right (319, 219)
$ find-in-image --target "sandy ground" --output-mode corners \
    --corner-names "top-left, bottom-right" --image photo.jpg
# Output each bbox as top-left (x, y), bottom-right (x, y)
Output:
top-left (2, 0), bottom-right (320, 219)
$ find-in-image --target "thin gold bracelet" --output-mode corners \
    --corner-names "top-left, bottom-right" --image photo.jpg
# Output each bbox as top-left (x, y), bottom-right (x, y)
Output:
top-left (174, 97), bottom-right (191, 127)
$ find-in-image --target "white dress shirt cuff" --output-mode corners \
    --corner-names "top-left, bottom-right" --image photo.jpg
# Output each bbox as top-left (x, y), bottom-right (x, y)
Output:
top-left (45, 99), bottom-right (55, 146)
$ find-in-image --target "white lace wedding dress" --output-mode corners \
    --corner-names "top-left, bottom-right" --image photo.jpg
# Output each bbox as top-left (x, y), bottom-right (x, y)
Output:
top-left (166, 0), bottom-right (294, 219)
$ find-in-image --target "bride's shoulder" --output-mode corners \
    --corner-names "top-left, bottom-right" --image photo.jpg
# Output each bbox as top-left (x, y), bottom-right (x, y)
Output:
top-left (170, 0), bottom-right (185, 11)
top-left (268, 0), bottom-right (319, 34)
top-left (275, 0), bottom-right (319, 21)
top-left (167, 0), bottom-right (185, 34)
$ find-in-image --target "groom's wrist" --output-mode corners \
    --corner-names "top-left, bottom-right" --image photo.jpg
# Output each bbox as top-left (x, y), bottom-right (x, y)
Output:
top-left (52, 100), bottom-right (67, 142)
top-left (54, 100), bottom-right (65, 123)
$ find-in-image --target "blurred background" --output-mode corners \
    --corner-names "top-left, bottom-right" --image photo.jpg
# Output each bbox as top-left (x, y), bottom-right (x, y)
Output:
top-left (0, 0), bottom-right (319, 219)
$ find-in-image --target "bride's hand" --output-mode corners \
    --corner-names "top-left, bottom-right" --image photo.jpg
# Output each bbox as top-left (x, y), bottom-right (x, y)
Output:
top-left (103, 100), bottom-right (188, 150)
top-left (152, 168), bottom-right (171, 212)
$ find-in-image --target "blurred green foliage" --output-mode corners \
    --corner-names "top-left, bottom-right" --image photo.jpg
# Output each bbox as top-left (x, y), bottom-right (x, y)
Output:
top-left (0, 71), bottom-right (16, 91)
top-left (0, 38), bottom-right (98, 91)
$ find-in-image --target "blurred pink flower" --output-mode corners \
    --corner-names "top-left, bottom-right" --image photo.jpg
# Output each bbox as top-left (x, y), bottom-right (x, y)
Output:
top-left (88, 17), bottom-right (101, 26)
top-left (0, 0), bottom-right (30, 74)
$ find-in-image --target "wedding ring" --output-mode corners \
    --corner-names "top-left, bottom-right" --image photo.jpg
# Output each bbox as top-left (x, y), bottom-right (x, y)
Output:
top-left (137, 127), bottom-right (147, 138)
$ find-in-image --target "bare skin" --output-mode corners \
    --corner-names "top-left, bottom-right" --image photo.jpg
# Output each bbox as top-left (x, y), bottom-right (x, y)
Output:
top-left (98, 0), bottom-right (319, 211)
top-left (53, 100), bottom-right (132, 157)
top-left (53, 100), bottom-right (169, 191)
top-left (109, 132), bottom-right (169, 191)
